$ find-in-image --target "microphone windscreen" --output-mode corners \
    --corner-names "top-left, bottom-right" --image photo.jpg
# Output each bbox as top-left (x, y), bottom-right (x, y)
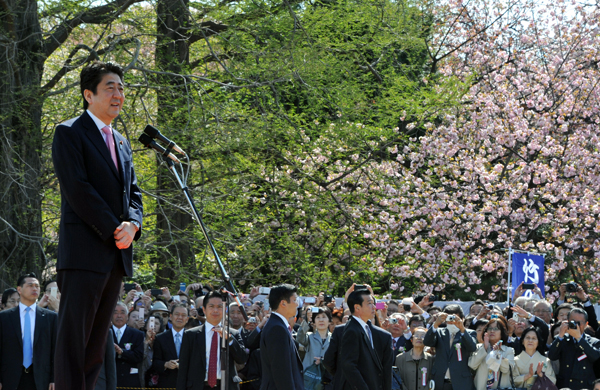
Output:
top-left (144, 125), bottom-right (159, 138)
top-left (138, 133), bottom-right (153, 146)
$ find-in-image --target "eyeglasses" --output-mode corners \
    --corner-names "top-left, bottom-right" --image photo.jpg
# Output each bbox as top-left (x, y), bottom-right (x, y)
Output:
top-left (533, 310), bottom-right (551, 314)
top-left (486, 327), bottom-right (500, 332)
top-left (413, 335), bottom-right (426, 340)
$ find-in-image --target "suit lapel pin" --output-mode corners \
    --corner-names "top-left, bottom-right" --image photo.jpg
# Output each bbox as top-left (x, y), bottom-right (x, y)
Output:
top-left (119, 140), bottom-right (123, 149)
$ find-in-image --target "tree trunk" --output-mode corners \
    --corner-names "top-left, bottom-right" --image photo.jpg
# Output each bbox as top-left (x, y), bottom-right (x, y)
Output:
top-left (154, 0), bottom-right (195, 286)
top-left (0, 0), bottom-right (45, 288)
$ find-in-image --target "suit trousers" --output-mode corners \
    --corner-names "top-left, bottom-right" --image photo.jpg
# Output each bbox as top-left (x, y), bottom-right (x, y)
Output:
top-left (17, 368), bottom-right (37, 390)
top-left (55, 256), bottom-right (125, 390)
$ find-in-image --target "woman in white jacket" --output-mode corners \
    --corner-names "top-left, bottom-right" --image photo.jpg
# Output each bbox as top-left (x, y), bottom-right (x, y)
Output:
top-left (469, 316), bottom-right (516, 390)
top-left (513, 327), bottom-right (556, 389)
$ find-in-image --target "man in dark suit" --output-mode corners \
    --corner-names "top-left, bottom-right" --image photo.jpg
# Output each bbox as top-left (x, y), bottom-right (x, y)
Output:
top-left (259, 284), bottom-right (304, 390)
top-left (229, 303), bottom-right (261, 352)
top-left (339, 288), bottom-right (393, 390)
top-left (423, 304), bottom-right (477, 390)
top-left (52, 61), bottom-right (143, 390)
top-left (153, 303), bottom-right (189, 388)
top-left (0, 273), bottom-right (58, 390)
top-left (111, 302), bottom-right (144, 388)
top-left (323, 323), bottom-right (346, 390)
top-left (177, 291), bottom-right (248, 390)
top-left (548, 307), bottom-right (600, 390)
top-left (388, 313), bottom-right (411, 357)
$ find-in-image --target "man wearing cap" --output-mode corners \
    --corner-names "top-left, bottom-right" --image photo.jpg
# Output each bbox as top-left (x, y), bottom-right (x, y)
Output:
top-left (151, 300), bottom-right (171, 328)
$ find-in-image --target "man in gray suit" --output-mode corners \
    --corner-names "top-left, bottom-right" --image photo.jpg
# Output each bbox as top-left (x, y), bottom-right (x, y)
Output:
top-left (423, 304), bottom-right (477, 390)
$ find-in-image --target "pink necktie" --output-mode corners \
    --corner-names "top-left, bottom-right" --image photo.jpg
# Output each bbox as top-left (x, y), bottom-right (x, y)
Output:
top-left (101, 126), bottom-right (119, 171)
top-left (208, 330), bottom-right (218, 387)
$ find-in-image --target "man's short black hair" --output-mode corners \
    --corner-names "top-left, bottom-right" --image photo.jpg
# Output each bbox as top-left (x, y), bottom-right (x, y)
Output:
top-left (203, 290), bottom-right (224, 309)
top-left (569, 307), bottom-right (588, 322)
top-left (170, 302), bottom-right (190, 316)
top-left (80, 61), bottom-right (124, 110)
top-left (17, 273), bottom-right (38, 287)
top-left (347, 289), bottom-right (372, 314)
top-left (408, 314), bottom-right (425, 327)
top-left (427, 305), bottom-right (442, 314)
top-left (1, 288), bottom-right (18, 305)
top-left (443, 304), bottom-right (465, 319)
top-left (269, 284), bottom-right (297, 311)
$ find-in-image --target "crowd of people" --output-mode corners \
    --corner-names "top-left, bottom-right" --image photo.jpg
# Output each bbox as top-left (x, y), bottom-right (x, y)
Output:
top-left (2, 275), bottom-right (600, 390)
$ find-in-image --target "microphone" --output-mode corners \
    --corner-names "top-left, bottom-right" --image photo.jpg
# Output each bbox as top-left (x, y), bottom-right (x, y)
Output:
top-left (138, 133), bottom-right (181, 164)
top-left (143, 125), bottom-right (185, 154)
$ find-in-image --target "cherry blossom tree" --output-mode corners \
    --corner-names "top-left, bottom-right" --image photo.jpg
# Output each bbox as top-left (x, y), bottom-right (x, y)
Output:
top-left (269, 0), bottom-right (600, 300)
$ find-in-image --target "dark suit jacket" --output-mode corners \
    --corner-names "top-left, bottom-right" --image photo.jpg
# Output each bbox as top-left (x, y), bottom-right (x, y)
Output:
top-left (177, 324), bottom-right (247, 390)
top-left (423, 326), bottom-right (477, 390)
top-left (94, 329), bottom-right (117, 390)
top-left (153, 329), bottom-right (183, 388)
top-left (323, 324), bottom-right (346, 390)
top-left (339, 317), bottom-right (393, 390)
top-left (548, 333), bottom-right (600, 389)
top-left (240, 327), bottom-right (261, 351)
top-left (52, 110), bottom-right (143, 276)
top-left (112, 326), bottom-right (144, 388)
top-left (259, 314), bottom-right (304, 390)
top-left (0, 306), bottom-right (58, 390)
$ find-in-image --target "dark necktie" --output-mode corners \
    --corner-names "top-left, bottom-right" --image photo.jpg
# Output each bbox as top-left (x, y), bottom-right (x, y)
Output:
top-left (366, 320), bottom-right (374, 348)
top-left (208, 330), bottom-right (218, 387)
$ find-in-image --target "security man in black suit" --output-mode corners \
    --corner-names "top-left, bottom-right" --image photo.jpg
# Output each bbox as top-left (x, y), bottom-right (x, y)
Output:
top-left (52, 61), bottom-right (143, 390)
top-left (153, 303), bottom-right (189, 388)
top-left (0, 273), bottom-right (58, 390)
top-left (259, 284), bottom-right (304, 390)
top-left (423, 304), bottom-right (477, 390)
top-left (177, 291), bottom-right (248, 390)
top-left (339, 288), bottom-right (393, 390)
top-left (323, 323), bottom-right (346, 390)
top-left (111, 302), bottom-right (144, 388)
top-left (548, 307), bottom-right (600, 390)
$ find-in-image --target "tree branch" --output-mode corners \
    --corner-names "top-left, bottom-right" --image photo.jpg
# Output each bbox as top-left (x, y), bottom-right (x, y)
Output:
top-left (42, 0), bottom-right (145, 59)
top-left (41, 37), bottom-right (141, 96)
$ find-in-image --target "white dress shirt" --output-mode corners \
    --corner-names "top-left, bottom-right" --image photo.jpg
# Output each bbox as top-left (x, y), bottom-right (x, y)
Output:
top-left (87, 109), bottom-right (113, 142)
top-left (19, 302), bottom-right (36, 344)
top-left (112, 324), bottom-right (127, 343)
